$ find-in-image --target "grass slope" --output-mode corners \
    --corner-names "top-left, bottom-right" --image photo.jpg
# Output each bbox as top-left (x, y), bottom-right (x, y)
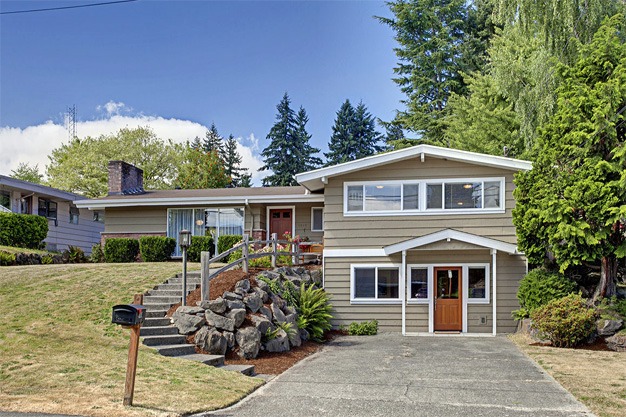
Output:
top-left (0, 263), bottom-right (262, 417)
top-left (0, 245), bottom-right (55, 255)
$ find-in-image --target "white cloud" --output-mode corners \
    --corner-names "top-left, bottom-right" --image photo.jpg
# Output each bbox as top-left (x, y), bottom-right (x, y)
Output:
top-left (0, 111), bottom-right (268, 186)
top-left (96, 100), bottom-right (131, 116)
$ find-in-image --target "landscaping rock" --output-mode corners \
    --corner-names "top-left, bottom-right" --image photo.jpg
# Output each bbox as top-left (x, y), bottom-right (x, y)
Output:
top-left (251, 315), bottom-right (273, 335)
top-left (226, 308), bottom-right (246, 328)
top-left (244, 293), bottom-right (263, 313)
top-left (285, 305), bottom-right (297, 316)
top-left (285, 313), bottom-right (298, 326)
top-left (288, 327), bottom-right (302, 347)
top-left (200, 297), bottom-right (227, 314)
top-left (205, 310), bottom-right (236, 332)
top-left (259, 305), bottom-right (273, 321)
top-left (264, 329), bottom-right (289, 353)
top-left (309, 269), bottom-right (323, 286)
top-left (172, 312), bottom-right (206, 335)
top-left (226, 299), bottom-right (245, 311)
top-left (258, 271), bottom-right (280, 282)
top-left (235, 279), bottom-right (251, 292)
top-left (223, 291), bottom-right (243, 301)
top-left (606, 333), bottom-right (626, 352)
top-left (176, 306), bottom-right (204, 315)
top-left (234, 287), bottom-right (248, 298)
top-left (270, 293), bottom-right (286, 310)
top-left (257, 279), bottom-right (271, 293)
top-left (194, 326), bottom-right (227, 355)
top-left (223, 331), bottom-right (236, 349)
top-left (271, 302), bottom-right (287, 324)
top-left (253, 287), bottom-right (269, 303)
top-left (596, 319), bottom-right (623, 336)
top-left (285, 275), bottom-right (302, 287)
top-left (299, 328), bottom-right (310, 342)
top-left (236, 326), bottom-right (262, 359)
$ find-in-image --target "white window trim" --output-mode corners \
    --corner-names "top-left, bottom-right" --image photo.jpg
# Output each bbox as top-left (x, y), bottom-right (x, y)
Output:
top-left (311, 207), bottom-right (324, 232)
top-left (465, 264), bottom-right (490, 304)
top-left (406, 265), bottom-right (432, 304)
top-left (343, 177), bottom-right (505, 216)
top-left (350, 263), bottom-right (402, 305)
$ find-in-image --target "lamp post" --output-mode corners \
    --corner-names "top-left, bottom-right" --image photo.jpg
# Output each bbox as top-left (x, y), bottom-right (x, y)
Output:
top-left (179, 229), bottom-right (191, 306)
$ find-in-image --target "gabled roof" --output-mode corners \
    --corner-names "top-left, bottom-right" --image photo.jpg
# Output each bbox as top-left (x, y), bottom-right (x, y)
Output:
top-left (74, 186), bottom-right (323, 209)
top-left (383, 229), bottom-right (520, 255)
top-left (0, 175), bottom-right (85, 201)
top-left (295, 144), bottom-right (532, 191)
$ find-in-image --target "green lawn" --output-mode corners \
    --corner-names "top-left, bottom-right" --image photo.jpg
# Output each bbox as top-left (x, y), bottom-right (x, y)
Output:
top-left (0, 263), bottom-right (262, 417)
top-left (0, 244), bottom-right (56, 255)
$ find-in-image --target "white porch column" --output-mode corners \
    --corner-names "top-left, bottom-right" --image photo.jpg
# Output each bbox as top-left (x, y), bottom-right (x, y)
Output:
top-left (401, 250), bottom-right (407, 336)
top-left (492, 249), bottom-right (497, 336)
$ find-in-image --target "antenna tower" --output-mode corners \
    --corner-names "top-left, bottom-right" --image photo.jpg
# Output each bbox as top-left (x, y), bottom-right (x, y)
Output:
top-left (66, 105), bottom-right (77, 140)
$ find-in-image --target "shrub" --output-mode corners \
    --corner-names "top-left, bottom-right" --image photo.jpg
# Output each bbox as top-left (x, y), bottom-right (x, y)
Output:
top-left (41, 254), bottom-right (54, 264)
top-left (530, 293), bottom-right (597, 348)
top-left (65, 245), bottom-right (87, 263)
top-left (90, 244), bottom-right (104, 263)
top-left (348, 320), bottom-right (378, 336)
top-left (139, 236), bottom-right (176, 262)
top-left (0, 212), bottom-right (48, 249)
top-left (298, 283), bottom-right (333, 342)
top-left (188, 236), bottom-right (214, 262)
top-left (104, 238), bottom-right (139, 263)
top-left (513, 268), bottom-right (578, 319)
top-left (0, 251), bottom-right (16, 266)
top-left (217, 234), bottom-right (242, 255)
top-left (598, 296), bottom-right (626, 320)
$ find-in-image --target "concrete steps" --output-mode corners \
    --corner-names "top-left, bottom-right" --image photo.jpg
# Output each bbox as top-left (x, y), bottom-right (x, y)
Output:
top-left (138, 271), bottom-right (255, 376)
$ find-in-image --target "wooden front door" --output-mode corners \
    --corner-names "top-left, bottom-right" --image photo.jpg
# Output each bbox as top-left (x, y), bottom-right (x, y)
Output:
top-left (269, 209), bottom-right (292, 238)
top-left (434, 267), bottom-right (462, 331)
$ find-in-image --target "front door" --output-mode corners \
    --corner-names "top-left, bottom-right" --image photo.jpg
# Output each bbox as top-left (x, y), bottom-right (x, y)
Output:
top-left (269, 209), bottom-right (292, 238)
top-left (434, 267), bottom-right (462, 331)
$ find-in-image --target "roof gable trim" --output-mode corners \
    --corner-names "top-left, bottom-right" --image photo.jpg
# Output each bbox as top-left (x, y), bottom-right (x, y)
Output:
top-left (383, 229), bottom-right (520, 255)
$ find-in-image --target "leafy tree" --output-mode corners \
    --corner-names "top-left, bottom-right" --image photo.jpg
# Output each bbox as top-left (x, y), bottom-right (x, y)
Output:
top-left (512, 15), bottom-right (626, 300)
top-left (175, 145), bottom-right (230, 189)
top-left (325, 100), bottom-right (382, 166)
top-left (203, 123), bottom-right (224, 156)
top-left (378, 0), bottom-right (488, 144)
top-left (223, 134), bottom-right (251, 187)
top-left (47, 126), bottom-right (182, 198)
top-left (10, 162), bottom-right (44, 184)
top-left (260, 93), bottom-right (321, 186)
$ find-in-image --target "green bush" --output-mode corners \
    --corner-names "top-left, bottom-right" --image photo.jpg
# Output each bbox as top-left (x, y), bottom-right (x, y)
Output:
top-left (298, 283), bottom-right (333, 342)
top-left (513, 268), bottom-right (578, 319)
top-left (41, 254), bottom-right (54, 264)
top-left (348, 320), bottom-right (378, 336)
top-left (531, 293), bottom-right (597, 348)
top-left (0, 251), bottom-right (16, 266)
top-left (217, 234), bottom-right (242, 254)
top-left (65, 245), bottom-right (87, 263)
top-left (598, 296), bottom-right (626, 320)
top-left (139, 236), bottom-right (176, 262)
top-left (188, 236), bottom-right (214, 262)
top-left (0, 212), bottom-right (48, 249)
top-left (90, 244), bottom-right (104, 263)
top-left (104, 238), bottom-right (139, 263)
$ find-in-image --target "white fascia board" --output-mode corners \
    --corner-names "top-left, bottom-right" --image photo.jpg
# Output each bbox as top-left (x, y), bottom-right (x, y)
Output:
top-left (74, 194), bottom-right (324, 209)
top-left (383, 229), bottom-right (520, 255)
top-left (323, 249), bottom-right (387, 258)
top-left (295, 145), bottom-right (532, 191)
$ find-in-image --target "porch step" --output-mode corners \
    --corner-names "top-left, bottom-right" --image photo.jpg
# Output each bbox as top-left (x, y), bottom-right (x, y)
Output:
top-left (146, 289), bottom-right (191, 297)
top-left (175, 272), bottom-right (201, 279)
top-left (143, 303), bottom-right (177, 311)
top-left (168, 277), bottom-right (201, 284)
top-left (140, 325), bottom-right (179, 336)
top-left (154, 343), bottom-right (197, 357)
top-left (143, 317), bottom-right (171, 327)
top-left (217, 364), bottom-right (255, 376)
top-left (145, 309), bottom-right (168, 318)
top-left (142, 334), bottom-right (186, 346)
top-left (143, 295), bottom-right (185, 304)
top-left (177, 354), bottom-right (225, 366)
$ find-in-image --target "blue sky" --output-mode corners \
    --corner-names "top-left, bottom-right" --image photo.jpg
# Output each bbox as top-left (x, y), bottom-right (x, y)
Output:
top-left (0, 0), bottom-right (403, 184)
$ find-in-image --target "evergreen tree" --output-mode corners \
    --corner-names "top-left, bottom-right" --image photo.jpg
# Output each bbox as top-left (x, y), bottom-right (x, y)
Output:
top-left (203, 123), bottom-right (224, 156)
top-left (260, 93), bottom-right (321, 186)
top-left (190, 136), bottom-right (203, 151)
top-left (223, 134), bottom-right (251, 187)
top-left (325, 100), bottom-right (382, 166)
top-left (512, 15), bottom-right (626, 300)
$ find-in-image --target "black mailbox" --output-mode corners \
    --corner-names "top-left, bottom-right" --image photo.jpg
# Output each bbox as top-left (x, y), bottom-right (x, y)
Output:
top-left (112, 304), bottom-right (146, 326)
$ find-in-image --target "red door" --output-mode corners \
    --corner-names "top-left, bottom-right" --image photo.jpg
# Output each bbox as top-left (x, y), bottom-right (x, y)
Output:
top-left (269, 209), bottom-right (292, 238)
top-left (434, 267), bottom-right (462, 331)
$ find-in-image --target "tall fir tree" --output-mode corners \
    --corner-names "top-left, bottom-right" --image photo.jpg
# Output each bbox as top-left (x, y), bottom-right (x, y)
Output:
top-left (223, 134), bottom-right (251, 187)
top-left (260, 93), bottom-right (321, 186)
top-left (203, 123), bottom-right (224, 157)
top-left (293, 106), bottom-right (323, 171)
top-left (325, 100), bottom-right (382, 166)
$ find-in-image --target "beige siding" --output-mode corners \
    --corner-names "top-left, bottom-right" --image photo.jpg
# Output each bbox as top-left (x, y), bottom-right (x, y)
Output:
top-left (324, 251), bottom-right (525, 334)
top-left (105, 207), bottom-right (168, 233)
top-left (323, 157), bottom-right (519, 249)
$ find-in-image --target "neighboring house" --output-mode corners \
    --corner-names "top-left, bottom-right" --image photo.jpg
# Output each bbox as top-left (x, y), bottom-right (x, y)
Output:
top-left (0, 175), bottom-right (104, 253)
top-left (75, 146), bottom-right (532, 335)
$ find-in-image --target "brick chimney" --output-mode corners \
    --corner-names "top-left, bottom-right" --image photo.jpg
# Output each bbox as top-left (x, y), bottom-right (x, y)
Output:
top-left (107, 161), bottom-right (145, 195)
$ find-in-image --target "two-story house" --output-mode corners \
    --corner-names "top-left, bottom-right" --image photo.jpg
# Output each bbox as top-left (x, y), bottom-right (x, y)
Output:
top-left (76, 145), bottom-right (531, 335)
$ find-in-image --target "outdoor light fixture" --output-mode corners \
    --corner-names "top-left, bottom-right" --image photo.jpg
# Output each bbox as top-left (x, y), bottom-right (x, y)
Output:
top-left (463, 183), bottom-right (473, 189)
top-left (179, 229), bottom-right (191, 306)
top-left (195, 219), bottom-right (204, 226)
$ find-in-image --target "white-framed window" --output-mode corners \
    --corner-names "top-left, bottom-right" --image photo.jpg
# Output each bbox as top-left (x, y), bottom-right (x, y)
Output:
top-left (405, 263), bottom-right (490, 304)
top-left (467, 265), bottom-right (490, 303)
top-left (311, 207), bottom-right (324, 231)
top-left (350, 264), bottom-right (402, 304)
top-left (344, 178), bottom-right (505, 216)
top-left (407, 266), bottom-right (429, 303)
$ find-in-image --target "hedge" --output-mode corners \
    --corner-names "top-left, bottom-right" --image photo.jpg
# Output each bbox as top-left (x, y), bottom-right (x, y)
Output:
top-left (104, 238), bottom-right (139, 263)
top-left (217, 234), bottom-right (242, 255)
top-left (513, 268), bottom-right (578, 319)
top-left (188, 236), bottom-right (214, 262)
top-left (0, 212), bottom-right (48, 249)
top-left (139, 236), bottom-right (176, 262)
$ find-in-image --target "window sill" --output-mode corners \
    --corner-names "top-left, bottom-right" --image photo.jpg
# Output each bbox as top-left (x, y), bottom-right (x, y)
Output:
top-left (350, 299), bottom-right (402, 305)
top-left (343, 209), bottom-right (506, 217)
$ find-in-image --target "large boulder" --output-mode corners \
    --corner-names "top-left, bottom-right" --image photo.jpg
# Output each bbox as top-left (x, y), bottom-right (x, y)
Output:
top-left (251, 315), bottom-right (273, 335)
top-left (194, 326), bottom-right (227, 355)
top-left (597, 319), bottom-right (623, 336)
top-left (206, 310), bottom-right (236, 332)
top-left (223, 331), bottom-right (236, 349)
top-left (235, 279), bottom-right (251, 292)
top-left (253, 287), bottom-right (269, 303)
top-left (172, 312), bottom-right (206, 335)
top-left (606, 333), bottom-right (626, 352)
top-left (271, 302), bottom-right (287, 324)
top-left (264, 329), bottom-right (290, 353)
top-left (244, 293), bottom-right (263, 313)
top-left (226, 308), bottom-right (246, 328)
top-left (236, 326), bottom-right (262, 359)
top-left (259, 305), bottom-right (273, 321)
top-left (200, 297), bottom-right (227, 314)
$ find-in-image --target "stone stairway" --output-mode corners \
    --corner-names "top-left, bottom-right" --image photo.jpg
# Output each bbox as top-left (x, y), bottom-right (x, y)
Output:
top-left (139, 271), bottom-right (255, 376)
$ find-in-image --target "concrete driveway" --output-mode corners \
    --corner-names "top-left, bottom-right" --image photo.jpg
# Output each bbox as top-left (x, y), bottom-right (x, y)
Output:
top-left (205, 334), bottom-right (593, 417)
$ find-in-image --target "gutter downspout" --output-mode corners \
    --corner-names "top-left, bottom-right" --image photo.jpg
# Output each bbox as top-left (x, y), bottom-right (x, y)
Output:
top-left (492, 249), bottom-right (497, 336)
top-left (401, 250), bottom-right (406, 336)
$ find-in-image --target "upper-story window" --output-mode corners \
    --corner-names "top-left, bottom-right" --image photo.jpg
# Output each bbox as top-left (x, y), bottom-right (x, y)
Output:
top-left (344, 178), bottom-right (504, 215)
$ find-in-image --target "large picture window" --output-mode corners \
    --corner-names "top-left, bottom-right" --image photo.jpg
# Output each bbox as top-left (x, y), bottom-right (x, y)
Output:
top-left (345, 178), bottom-right (504, 215)
top-left (351, 265), bottom-right (401, 303)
